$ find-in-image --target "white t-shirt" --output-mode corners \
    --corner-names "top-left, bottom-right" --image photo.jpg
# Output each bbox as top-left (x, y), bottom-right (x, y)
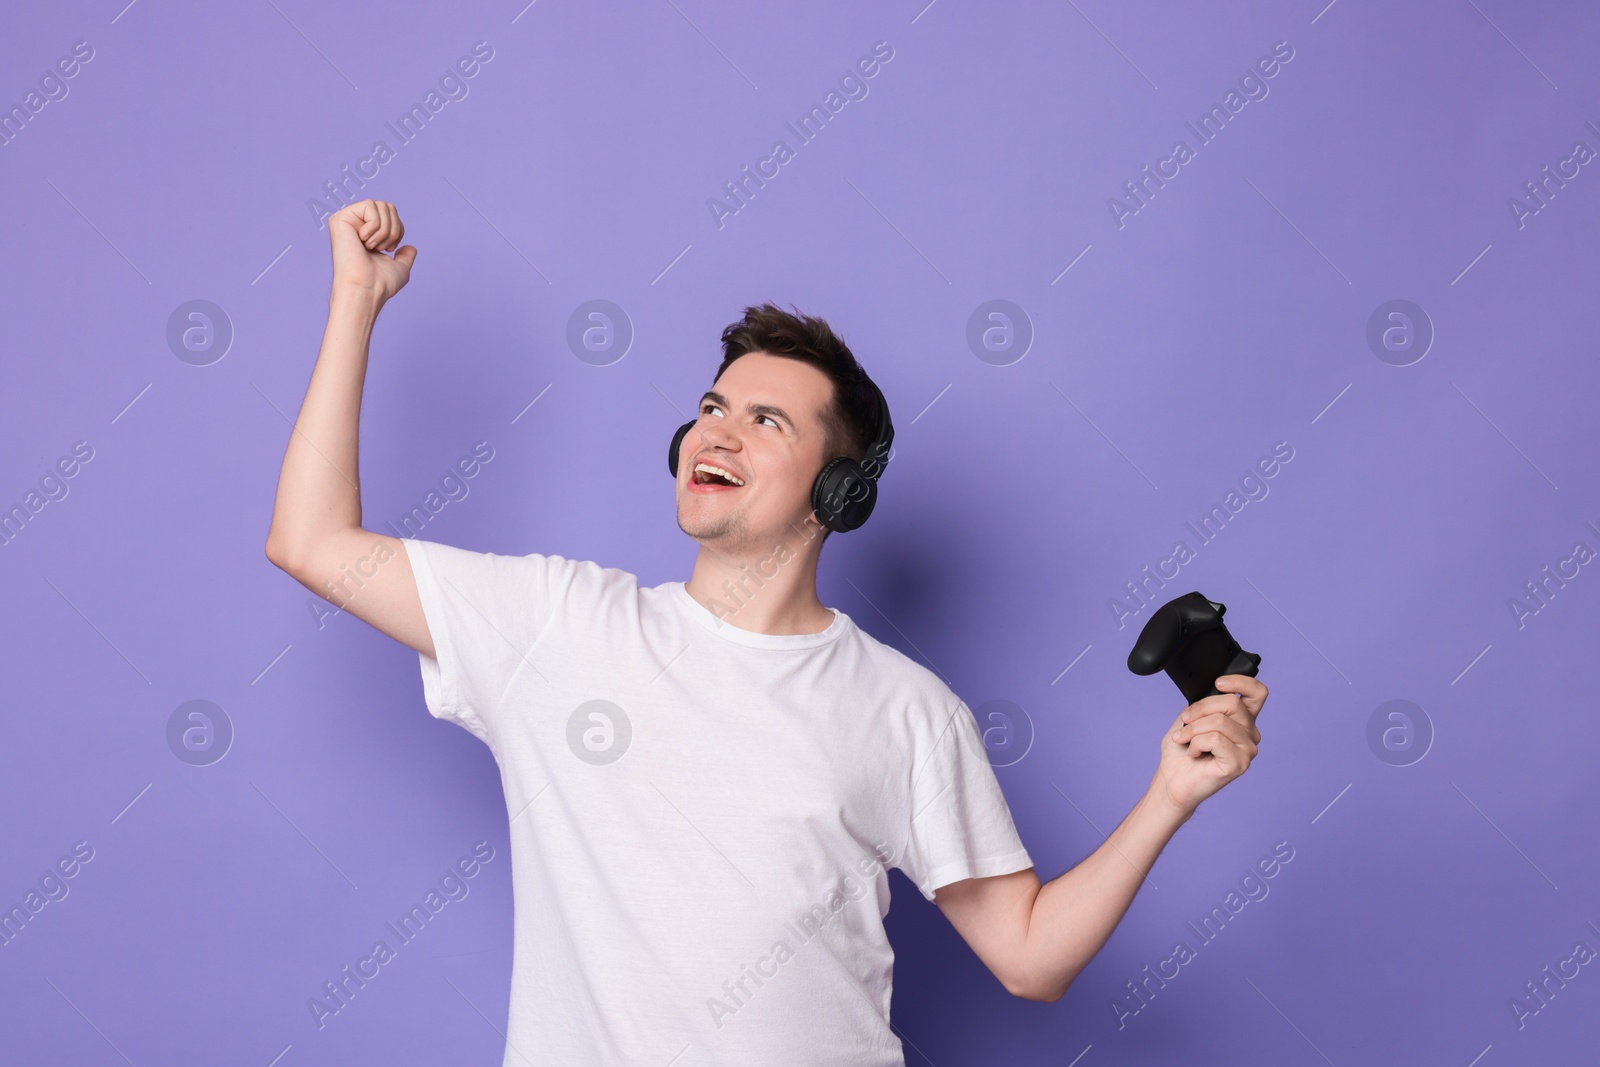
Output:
top-left (402, 537), bottom-right (1032, 1066)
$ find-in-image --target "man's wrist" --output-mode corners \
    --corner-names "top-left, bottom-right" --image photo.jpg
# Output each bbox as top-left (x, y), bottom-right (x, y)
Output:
top-left (329, 283), bottom-right (385, 317)
top-left (1141, 777), bottom-right (1196, 830)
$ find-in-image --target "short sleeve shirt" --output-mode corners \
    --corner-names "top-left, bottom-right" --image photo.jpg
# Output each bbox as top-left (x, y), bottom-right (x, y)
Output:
top-left (402, 537), bottom-right (1032, 1066)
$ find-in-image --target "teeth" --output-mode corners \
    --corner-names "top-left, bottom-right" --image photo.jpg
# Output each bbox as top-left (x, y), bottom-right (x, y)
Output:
top-left (693, 462), bottom-right (744, 486)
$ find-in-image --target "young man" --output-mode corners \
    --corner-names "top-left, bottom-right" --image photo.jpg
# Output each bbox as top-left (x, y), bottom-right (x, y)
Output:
top-left (266, 199), bottom-right (1269, 1066)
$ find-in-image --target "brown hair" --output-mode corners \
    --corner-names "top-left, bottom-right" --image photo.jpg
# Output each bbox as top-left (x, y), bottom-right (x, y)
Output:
top-left (714, 302), bottom-right (882, 465)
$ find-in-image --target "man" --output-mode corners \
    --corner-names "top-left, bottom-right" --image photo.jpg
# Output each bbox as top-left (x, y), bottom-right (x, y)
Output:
top-left (266, 199), bottom-right (1268, 1065)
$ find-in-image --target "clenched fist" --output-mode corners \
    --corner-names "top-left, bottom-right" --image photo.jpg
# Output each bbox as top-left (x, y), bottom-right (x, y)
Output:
top-left (329, 199), bottom-right (417, 304)
top-left (1150, 674), bottom-right (1268, 816)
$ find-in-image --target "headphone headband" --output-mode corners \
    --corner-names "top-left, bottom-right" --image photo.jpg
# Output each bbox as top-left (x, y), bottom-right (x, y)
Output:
top-left (856, 379), bottom-right (894, 481)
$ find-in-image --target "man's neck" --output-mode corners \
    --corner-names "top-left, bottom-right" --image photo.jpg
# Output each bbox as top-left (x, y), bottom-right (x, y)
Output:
top-left (683, 519), bottom-right (834, 635)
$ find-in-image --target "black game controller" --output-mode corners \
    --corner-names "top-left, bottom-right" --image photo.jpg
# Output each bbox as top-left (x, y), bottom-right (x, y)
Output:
top-left (1128, 591), bottom-right (1261, 706)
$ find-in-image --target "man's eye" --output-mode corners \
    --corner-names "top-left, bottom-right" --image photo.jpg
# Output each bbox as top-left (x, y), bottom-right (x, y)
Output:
top-left (702, 404), bottom-right (722, 418)
top-left (758, 415), bottom-right (778, 428)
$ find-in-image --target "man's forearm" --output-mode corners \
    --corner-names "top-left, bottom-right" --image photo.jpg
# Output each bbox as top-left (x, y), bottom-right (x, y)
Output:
top-left (1019, 778), bottom-right (1192, 1001)
top-left (265, 286), bottom-right (382, 565)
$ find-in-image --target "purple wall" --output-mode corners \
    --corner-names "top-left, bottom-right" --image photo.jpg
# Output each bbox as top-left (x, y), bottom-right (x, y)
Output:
top-left (3, 0), bottom-right (1597, 1063)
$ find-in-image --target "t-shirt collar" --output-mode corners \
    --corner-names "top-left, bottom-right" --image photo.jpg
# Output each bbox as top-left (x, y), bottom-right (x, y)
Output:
top-left (669, 581), bottom-right (852, 649)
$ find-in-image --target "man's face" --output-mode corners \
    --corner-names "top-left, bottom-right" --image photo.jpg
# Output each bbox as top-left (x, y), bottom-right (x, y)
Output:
top-left (674, 352), bottom-right (834, 551)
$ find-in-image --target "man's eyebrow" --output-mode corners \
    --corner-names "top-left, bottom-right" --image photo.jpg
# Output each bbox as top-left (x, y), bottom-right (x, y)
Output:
top-left (699, 391), bottom-right (796, 431)
top-left (748, 402), bottom-right (796, 430)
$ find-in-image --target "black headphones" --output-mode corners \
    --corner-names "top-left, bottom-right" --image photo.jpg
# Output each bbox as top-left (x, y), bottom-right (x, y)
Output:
top-left (668, 378), bottom-right (894, 533)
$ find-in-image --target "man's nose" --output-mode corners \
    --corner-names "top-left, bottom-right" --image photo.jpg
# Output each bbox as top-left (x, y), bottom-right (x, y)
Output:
top-left (697, 419), bottom-right (740, 452)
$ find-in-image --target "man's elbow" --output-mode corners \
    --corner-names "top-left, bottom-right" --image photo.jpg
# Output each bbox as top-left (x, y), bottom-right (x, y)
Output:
top-left (1017, 985), bottom-right (1068, 1004)
top-left (265, 528), bottom-right (320, 578)
top-left (1007, 973), bottom-right (1068, 1003)
top-left (264, 535), bottom-right (299, 574)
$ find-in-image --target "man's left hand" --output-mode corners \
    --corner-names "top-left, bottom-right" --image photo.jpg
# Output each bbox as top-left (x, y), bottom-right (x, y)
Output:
top-left (1151, 675), bottom-right (1268, 817)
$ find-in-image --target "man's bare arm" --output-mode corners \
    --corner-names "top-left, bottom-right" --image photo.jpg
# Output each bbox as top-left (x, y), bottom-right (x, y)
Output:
top-left (264, 199), bottom-right (432, 657)
top-left (936, 676), bottom-right (1268, 1001)
top-left (934, 778), bottom-right (1190, 1000)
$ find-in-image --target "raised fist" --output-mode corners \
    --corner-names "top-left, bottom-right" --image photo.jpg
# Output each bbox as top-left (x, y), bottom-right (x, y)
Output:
top-left (328, 199), bottom-right (417, 304)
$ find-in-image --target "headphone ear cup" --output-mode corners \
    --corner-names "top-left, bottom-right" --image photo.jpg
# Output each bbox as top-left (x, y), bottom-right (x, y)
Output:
top-left (668, 421), bottom-right (696, 477)
top-left (842, 475), bottom-right (878, 531)
top-left (811, 458), bottom-right (876, 533)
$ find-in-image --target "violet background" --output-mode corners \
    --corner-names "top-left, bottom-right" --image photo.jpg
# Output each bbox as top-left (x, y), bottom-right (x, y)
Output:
top-left (2, 0), bottom-right (1597, 1064)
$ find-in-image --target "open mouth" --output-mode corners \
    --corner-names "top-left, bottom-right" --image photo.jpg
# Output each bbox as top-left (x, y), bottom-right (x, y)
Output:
top-left (690, 461), bottom-right (745, 489)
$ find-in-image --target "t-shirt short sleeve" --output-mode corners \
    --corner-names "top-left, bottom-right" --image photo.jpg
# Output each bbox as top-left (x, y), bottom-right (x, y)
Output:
top-left (403, 537), bottom-right (577, 746)
top-left (898, 697), bottom-right (1033, 902)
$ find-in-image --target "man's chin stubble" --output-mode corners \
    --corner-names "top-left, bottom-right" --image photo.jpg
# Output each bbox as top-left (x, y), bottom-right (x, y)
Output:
top-left (676, 507), bottom-right (744, 545)
top-left (676, 498), bottom-right (818, 551)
